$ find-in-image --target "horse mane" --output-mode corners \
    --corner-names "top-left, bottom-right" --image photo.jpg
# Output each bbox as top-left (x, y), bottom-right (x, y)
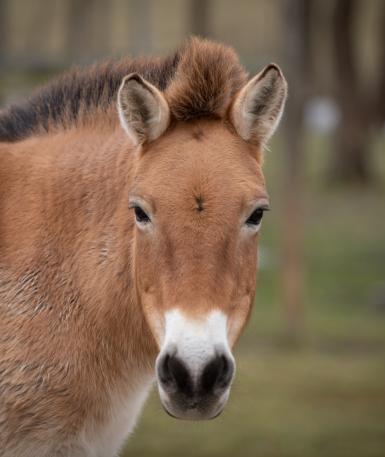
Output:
top-left (0, 37), bottom-right (248, 142)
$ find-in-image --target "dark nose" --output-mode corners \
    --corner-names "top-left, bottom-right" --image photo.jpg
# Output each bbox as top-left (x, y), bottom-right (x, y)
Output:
top-left (158, 353), bottom-right (194, 396)
top-left (157, 353), bottom-right (234, 397)
top-left (200, 354), bottom-right (234, 394)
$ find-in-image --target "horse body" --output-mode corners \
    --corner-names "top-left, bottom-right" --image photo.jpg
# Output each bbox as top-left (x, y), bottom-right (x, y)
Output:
top-left (0, 38), bottom-right (287, 456)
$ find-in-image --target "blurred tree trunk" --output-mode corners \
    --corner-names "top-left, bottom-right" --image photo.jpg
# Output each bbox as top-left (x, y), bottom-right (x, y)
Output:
top-left (281, 0), bottom-right (312, 341)
top-left (67, 0), bottom-right (94, 61)
top-left (67, 0), bottom-right (112, 61)
top-left (0, 0), bottom-right (7, 105)
top-left (375, 2), bottom-right (385, 127)
top-left (189, 0), bottom-right (210, 37)
top-left (330, 0), bottom-right (371, 183)
top-left (0, 0), bottom-right (6, 61)
top-left (129, 0), bottom-right (151, 55)
top-left (329, 0), bottom-right (374, 184)
top-left (92, 0), bottom-right (112, 58)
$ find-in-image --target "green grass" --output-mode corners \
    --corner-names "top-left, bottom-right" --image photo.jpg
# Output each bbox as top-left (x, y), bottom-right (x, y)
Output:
top-left (123, 133), bottom-right (385, 457)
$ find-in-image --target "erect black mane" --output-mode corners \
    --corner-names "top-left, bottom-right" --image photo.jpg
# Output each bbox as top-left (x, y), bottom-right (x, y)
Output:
top-left (0, 37), bottom-right (247, 143)
top-left (0, 54), bottom-right (180, 143)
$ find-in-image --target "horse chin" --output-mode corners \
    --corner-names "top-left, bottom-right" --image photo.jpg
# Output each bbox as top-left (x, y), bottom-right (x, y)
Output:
top-left (157, 387), bottom-right (229, 421)
top-left (161, 402), bottom-right (225, 421)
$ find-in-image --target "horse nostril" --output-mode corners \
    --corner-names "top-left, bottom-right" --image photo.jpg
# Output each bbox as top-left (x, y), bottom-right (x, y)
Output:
top-left (168, 355), bottom-right (190, 389)
top-left (158, 353), bottom-right (193, 395)
top-left (218, 355), bottom-right (235, 389)
top-left (157, 353), bottom-right (172, 385)
top-left (201, 355), bottom-right (234, 394)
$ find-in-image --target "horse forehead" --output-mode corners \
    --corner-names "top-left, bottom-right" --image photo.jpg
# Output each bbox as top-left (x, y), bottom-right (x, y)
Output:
top-left (138, 122), bottom-right (262, 193)
top-left (164, 120), bottom-right (248, 159)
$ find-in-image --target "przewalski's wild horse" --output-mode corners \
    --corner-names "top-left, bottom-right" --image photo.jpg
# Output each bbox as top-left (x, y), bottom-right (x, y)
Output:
top-left (0, 37), bottom-right (287, 456)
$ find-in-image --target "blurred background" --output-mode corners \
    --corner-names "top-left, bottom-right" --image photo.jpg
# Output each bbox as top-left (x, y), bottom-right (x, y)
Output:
top-left (1, 1), bottom-right (384, 456)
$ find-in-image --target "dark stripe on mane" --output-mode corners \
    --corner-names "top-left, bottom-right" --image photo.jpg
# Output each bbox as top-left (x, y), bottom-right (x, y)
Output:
top-left (0, 37), bottom-right (247, 142)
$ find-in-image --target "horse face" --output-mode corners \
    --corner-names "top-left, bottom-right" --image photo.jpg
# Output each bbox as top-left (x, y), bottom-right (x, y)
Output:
top-left (130, 122), bottom-right (267, 419)
top-left (118, 66), bottom-right (286, 419)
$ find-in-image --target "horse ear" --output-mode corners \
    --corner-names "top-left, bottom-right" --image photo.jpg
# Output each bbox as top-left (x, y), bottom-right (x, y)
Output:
top-left (117, 73), bottom-right (170, 146)
top-left (230, 64), bottom-right (287, 147)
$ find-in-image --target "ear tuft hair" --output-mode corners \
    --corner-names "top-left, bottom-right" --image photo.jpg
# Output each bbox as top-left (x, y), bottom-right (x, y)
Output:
top-left (165, 37), bottom-right (248, 121)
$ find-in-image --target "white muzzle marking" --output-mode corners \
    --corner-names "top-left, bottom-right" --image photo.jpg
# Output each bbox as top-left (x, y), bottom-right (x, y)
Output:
top-left (160, 309), bottom-right (233, 380)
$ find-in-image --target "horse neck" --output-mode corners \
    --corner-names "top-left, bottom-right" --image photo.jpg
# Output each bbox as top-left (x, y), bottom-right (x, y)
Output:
top-left (3, 126), bottom-right (157, 373)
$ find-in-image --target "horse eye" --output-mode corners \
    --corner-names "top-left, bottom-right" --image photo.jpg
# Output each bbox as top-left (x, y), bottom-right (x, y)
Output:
top-left (134, 206), bottom-right (151, 224)
top-left (246, 208), bottom-right (266, 226)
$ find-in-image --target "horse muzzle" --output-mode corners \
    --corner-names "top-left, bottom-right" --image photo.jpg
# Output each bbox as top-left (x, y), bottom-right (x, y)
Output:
top-left (154, 309), bottom-right (235, 420)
